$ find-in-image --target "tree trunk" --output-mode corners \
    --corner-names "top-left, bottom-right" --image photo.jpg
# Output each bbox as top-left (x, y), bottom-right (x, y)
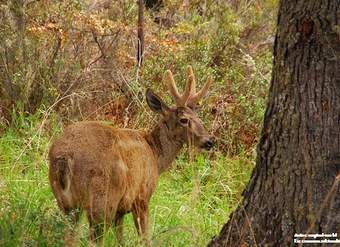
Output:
top-left (209, 0), bottom-right (340, 246)
top-left (137, 0), bottom-right (144, 67)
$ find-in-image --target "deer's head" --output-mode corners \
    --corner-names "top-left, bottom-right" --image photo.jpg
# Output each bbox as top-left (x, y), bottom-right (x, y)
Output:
top-left (146, 66), bottom-right (215, 150)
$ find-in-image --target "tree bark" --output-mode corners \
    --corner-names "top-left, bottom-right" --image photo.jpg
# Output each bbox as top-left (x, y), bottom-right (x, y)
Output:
top-left (209, 0), bottom-right (340, 246)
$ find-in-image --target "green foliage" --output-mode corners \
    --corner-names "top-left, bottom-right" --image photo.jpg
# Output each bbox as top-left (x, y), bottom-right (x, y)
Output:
top-left (141, 0), bottom-right (276, 154)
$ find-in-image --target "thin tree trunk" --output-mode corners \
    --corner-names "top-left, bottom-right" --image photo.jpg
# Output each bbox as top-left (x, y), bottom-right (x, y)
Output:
top-left (0, 0), bottom-right (26, 111)
top-left (209, 0), bottom-right (340, 246)
top-left (137, 0), bottom-right (144, 67)
top-left (11, 0), bottom-right (26, 63)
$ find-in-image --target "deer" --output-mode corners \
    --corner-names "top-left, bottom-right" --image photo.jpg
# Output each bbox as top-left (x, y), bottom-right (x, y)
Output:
top-left (48, 66), bottom-right (215, 246)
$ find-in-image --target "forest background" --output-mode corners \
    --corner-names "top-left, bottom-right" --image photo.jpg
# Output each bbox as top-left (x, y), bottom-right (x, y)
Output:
top-left (0, 0), bottom-right (277, 246)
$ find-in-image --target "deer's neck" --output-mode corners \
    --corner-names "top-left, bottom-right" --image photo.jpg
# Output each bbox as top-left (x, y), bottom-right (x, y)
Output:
top-left (146, 121), bottom-right (184, 173)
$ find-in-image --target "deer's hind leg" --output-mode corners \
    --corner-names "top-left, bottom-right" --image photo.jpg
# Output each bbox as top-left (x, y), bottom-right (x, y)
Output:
top-left (63, 208), bottom-right (81, 247)
top-left (114, 213), bottom-right (125, 246)
top-left (88, 209), bottom-right (114, 245)
top-left (87, 185), bottom-right (122, 245)
top-left (132, 201), bottom-right (150, 246)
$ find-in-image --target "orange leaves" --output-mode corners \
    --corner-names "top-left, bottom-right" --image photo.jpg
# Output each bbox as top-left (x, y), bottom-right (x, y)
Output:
top-left (173, 22), bottom-right (194, 35)
top-left (147, 35), bottom-right (181, 56)
top-left (27, 12), bottom-right (130, 53)
top-left (28, 21), bottom-right (66, 48)
top-left (116, 49), bottom-right (135, 69)
top-left (45, 22), bottom-right (57, 30)
top-left (162, 37), bottom-right (179, 49)
top-left (73, 13), bottom-right (124, 35)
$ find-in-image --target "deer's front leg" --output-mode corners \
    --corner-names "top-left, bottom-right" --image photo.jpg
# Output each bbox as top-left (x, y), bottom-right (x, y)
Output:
top-left (132, 201), bottom-right (150, 245)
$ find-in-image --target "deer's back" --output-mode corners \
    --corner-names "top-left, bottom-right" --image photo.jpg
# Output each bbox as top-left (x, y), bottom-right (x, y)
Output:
top-left (49, 121), bottom-right (158, 215)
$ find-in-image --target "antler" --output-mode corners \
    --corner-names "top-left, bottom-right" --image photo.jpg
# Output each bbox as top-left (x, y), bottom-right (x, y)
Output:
top-left (164, 65), bottom-right (213, 107)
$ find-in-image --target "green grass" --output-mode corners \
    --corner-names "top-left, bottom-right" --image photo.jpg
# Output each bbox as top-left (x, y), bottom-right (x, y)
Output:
top-left (0, 115), bottom-right (254, 247)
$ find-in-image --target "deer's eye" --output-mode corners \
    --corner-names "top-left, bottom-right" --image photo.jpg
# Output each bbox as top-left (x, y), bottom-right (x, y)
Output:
top-left (179, 118), bottom-right (189, 125)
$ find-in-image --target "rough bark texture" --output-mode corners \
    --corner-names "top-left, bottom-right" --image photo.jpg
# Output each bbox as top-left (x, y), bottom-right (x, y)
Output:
top-left (209, 0), bottom-right (340, 246)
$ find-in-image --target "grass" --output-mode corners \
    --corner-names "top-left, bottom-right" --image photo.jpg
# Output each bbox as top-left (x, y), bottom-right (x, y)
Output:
top-left (0, 113), bottom-right (254, 247)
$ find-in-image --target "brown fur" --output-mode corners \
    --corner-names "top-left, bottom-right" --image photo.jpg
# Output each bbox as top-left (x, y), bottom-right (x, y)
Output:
top-left (49, 67), bottom-right (214, 245)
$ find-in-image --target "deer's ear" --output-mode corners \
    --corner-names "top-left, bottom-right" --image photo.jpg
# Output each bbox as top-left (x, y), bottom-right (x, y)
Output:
top-left (146, 89), bottom-right (170, 115)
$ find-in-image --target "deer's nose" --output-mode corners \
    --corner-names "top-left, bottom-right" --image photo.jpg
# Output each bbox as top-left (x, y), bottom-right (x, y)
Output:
top-left (202, 137), bottom-right (215, 150)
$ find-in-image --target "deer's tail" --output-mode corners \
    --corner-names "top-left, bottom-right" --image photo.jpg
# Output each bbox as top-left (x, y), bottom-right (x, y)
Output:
top-left (56, 157), bottom-right (72, 190)
top-left (49, 155), bottom-right (74, 210)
